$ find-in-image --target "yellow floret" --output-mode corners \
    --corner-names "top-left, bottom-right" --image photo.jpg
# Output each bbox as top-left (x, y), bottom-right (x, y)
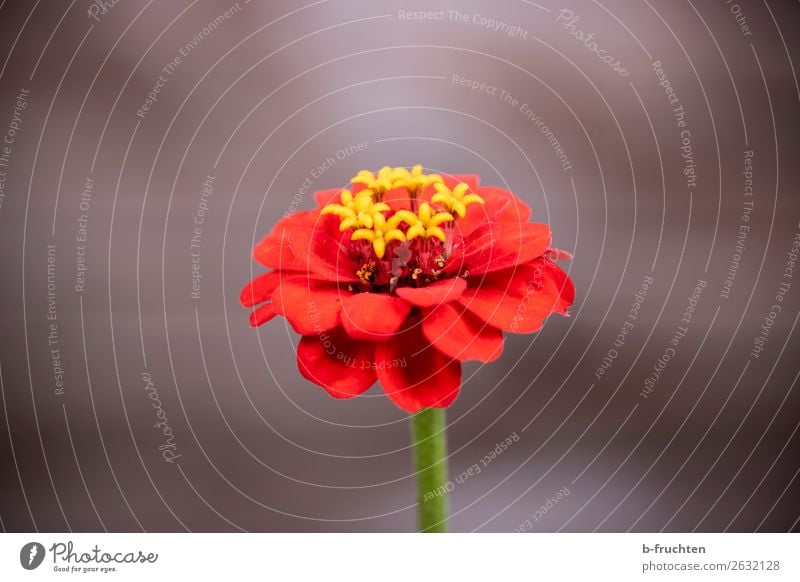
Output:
top-left (324, 169), bottom-right (480, 261)
top-left (389, 164), bottom-right (444, 192)
top-left (351, 166), bottom-right (407, 196)
top-left (351, 165), bottom-right (445, 196)
top-left (321, 189), bottom-right (389, 231)
top-left (431, 182), bottom-right (485, 218)
top-left (402, 202), bottom-right (454, 242)
top-left (351, 212), bottom-right (406, 259)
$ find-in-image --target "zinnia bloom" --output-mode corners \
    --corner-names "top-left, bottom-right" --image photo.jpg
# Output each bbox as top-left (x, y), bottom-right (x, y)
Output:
top-left (241, 166), bottom-right (574, 413)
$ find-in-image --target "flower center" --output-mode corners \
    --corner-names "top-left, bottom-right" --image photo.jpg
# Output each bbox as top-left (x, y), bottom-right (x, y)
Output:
top-left (322, 166), bottom-right (485, 292)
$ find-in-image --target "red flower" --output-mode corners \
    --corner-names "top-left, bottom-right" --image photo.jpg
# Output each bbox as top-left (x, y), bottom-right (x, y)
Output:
top-left (241, 167), bottom-right (574, 413)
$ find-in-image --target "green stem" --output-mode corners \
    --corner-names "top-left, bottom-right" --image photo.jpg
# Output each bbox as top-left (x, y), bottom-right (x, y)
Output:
top-left (411, 408), bottom-right (448, 532)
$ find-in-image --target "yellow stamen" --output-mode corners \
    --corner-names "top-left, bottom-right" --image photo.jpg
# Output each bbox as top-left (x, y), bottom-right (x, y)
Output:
top-left (351, 166), bottom-right (406, 196)
top-left (431, 182), bottom-right (485, 218)
top-left (351, 212), bottom-right (406, 259)
top-left (322, 189), bottom-right (390, 231)
top-left (323, 169), bottom-right (480, 265)
top-left (389, 164), bottom-right (444, 192)
top-left (403, 202), bottom-right (454, 242)
top-left (351, 165), bottom-right (444, 196)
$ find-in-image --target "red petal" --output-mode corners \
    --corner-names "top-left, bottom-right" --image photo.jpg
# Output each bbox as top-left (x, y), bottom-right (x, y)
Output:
top-left (458, 259), bottom-right (574, 332)
top-left (248, 303), bottom-right (277, 327)
top-left (297, 328), bottom-right (376, 398)
top-left (422, 304), bottom-right (504, 362)
top-left (457, 187), bottom-right (531, 236)
top-left (253, 211), bottom-right (315, 269)
top-left (545, 247), bottom-right (573, 261)
top-left (313, 188), bottom-right (342, 207)
top-left (395, 278), bottom-right (467, 307)
top-left (449, 221), bottom-right (551, 276)
top-left (240, 271), bottom-right (281, 307)
top-left (540, 259), bottom-right (575, 315)
top-left (374, 322), bottom-right (462, 413)
top-left (340, 293), bottom-right (411, 342)
top-left (310, 221), bottom-right (363, 282)
top-left (272, 277), bottom-right (344, 335)
top-left (253, 210), bottom-right (359, 282)
top-left (383, 187), bottom-right (412, 211)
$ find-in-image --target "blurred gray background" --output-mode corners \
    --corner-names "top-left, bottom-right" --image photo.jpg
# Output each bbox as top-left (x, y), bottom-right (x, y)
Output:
top-left (0, 0), bottom-right (798, 532)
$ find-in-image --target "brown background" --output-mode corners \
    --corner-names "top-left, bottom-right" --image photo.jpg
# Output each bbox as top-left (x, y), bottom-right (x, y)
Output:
top-left (0, 0), bottom-right (798, 532)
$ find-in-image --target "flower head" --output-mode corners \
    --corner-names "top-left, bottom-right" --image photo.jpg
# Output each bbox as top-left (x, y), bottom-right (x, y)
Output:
top-left (241, 166), bottom-right (575, 413)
